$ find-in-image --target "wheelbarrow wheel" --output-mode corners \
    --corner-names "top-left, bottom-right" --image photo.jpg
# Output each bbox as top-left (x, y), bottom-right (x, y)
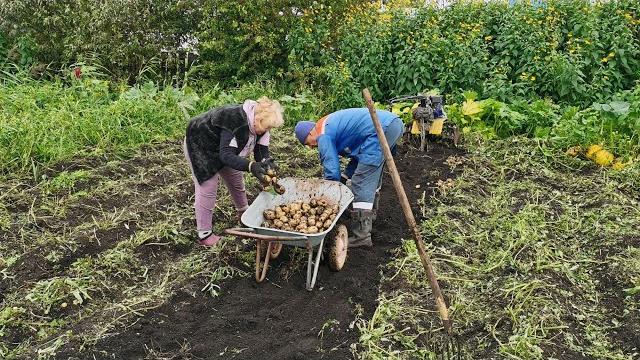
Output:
top-left (327, 224), bottom-right (348, 271)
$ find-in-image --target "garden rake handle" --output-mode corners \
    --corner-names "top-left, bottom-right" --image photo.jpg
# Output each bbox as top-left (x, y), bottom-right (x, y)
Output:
top-left (362, 88), bottom-right (452, 335)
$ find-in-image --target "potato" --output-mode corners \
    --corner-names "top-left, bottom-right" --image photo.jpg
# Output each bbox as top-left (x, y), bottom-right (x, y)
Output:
top-left (329, 214), bottom-right (336, 220)
top-left (323, 219), bottom-right (332, 228)
top-left (318, 199), bottom-right (328, 207)
top-left (290, 203), bottom-right (301, 212)
top-left (331, 205), bottom-right (339, 213)
top-left (275, 184), bottom-right (285, 195)
top-left (300, 216), bottom-right (308, 223)
top-left (274, 220), bottom-right (284, 228)
top-left (307, 226), bottom-right (319, 233)
top-left (302, 203), bottom-right (311, 211)
top-left (292, 212), bottom-right (302, 220)
top-left (309, 208), bottom-right (317, 216)
top-left (289, 218), bottom-right (299, 227)
top-left (319, 213), bottom-right (328, 222)
top-left (308, 218), bottom-right (316, 226)
top-left (281, 204), bottom-right (290, 213)
top-left (315, 206), bottom-right (325, 214)
top-left (310, 199), bottom-right (318, 207)
top-left (279, 216), bottom-right (288, 223)
top-left (263, 210), bottom-right (276, 220)
top-left (264, 174), bottom-right (272, 184)
top-left (267, 169), bottom-right (276, 177)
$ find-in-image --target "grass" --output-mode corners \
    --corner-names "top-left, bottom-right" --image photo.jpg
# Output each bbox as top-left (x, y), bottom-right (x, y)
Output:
top-left (0, 126), bottom-right (321, 359)
top-left (2, 74), bottom-right (639, 359)
top-left (357, 137), bottom-right (640, 359)
top-left (0, 76), bottom-right (324, 179)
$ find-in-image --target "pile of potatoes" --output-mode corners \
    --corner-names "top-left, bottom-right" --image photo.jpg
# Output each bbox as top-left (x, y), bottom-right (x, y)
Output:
top-left (262, 198), bottom-right (339, 234)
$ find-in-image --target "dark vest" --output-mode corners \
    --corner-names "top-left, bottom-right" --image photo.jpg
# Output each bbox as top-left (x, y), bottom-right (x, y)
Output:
top-left (185, 105), bottom-right (258, 184)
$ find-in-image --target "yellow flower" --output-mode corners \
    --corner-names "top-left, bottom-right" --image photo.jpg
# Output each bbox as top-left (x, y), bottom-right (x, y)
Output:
top-left (608, 52), bottom-right (615, 58)
top-left (601, 57), bottom-right (609, 63)
top-left (484, 35), bottom-right (493, 41)
top-left (530, 76), bottom-right (536, 81)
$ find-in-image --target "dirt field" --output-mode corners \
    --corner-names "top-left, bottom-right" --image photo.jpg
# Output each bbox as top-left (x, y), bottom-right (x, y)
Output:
top-left (0, 130), bottom-right (461, 359)
top-left (1, 132), bottom-right (638, 360)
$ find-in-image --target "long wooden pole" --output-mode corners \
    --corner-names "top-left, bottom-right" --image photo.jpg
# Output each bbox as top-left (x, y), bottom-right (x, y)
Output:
top-left (362, 88), bottom-right (452, 334)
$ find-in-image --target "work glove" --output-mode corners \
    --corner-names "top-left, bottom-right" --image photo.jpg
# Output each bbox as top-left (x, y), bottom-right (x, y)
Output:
top-left (261, 157), bottom-right (278, 172)
top-left (340, 173), bottom-right (350, 185)
top-left (249, 161), bottom-right (268, 182)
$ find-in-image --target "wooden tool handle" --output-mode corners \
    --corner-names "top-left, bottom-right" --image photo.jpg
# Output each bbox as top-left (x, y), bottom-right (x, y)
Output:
top-left (362, 89), bottom-right (452, 334)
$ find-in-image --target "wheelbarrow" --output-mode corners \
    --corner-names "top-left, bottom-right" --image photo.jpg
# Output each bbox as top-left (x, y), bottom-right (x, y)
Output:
top-left (224, 177), bottom-right (354, 291)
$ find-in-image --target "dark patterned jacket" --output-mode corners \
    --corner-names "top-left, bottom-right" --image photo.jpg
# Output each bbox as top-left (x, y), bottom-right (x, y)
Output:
top-left (185, 105), bottom-right (264, 184)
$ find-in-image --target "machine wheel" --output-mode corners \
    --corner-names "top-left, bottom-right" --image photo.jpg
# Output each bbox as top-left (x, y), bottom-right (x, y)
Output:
top-left (327, 224), bottom-right (348, 271)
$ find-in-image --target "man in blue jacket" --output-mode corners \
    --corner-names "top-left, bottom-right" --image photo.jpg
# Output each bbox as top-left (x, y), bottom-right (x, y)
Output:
top-left (295, 108), bottom-right (404, 247)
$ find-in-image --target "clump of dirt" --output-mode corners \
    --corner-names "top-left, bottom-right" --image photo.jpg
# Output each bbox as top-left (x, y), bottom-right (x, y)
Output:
top-left (55, 143), bottom-right (464, 360)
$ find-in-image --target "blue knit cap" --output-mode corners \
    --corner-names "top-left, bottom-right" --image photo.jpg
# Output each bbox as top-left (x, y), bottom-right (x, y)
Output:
top-left (294, 121), bottom-right (315, 145)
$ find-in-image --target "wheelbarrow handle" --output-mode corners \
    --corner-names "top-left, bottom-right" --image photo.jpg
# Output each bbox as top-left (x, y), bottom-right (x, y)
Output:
top-left (224, 228), bottom-right (307, 242)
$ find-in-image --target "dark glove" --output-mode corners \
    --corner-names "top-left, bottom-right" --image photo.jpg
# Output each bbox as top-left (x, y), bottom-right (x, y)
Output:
top-left (261, 157), bottom-right (278, 172)
top-left (340, 173), bottom-right (350, 185)
top-left (249, 161), bottom-right (267, 181)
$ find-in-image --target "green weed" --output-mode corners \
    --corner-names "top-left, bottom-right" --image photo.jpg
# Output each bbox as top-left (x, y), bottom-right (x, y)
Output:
top-left (362, 137), bottom-right (639, 359)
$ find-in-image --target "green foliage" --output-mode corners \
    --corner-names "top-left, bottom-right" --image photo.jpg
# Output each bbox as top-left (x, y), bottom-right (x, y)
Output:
top-left (446, 83), bottom-right (640, 158)
top-left (288, 0), bottom-right (640, 106)
top-left (42, 170), bottom-right (90, 193)
top-left (0, 0), bottom-right (201, 81)
top-left (363, 138), bottom-right (640, 359)
top-left (0, 72), bottom-right (325, 176)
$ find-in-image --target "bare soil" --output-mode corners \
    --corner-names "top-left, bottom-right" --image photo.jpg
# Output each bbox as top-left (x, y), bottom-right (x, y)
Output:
top-left (52, 143), bottom-right (464, 360)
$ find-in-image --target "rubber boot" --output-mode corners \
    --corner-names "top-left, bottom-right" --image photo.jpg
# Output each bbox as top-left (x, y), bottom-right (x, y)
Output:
top-left (348, 209), bottom-right (373, 248)
top-left (372, 191), bottom-right (380, 222)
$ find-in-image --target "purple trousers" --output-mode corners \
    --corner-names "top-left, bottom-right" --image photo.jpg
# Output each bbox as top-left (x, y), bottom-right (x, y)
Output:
top-left (183, 141), bottom-right (248, 232)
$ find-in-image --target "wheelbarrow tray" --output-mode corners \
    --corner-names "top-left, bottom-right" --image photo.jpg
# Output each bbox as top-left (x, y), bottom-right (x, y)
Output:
top-left (240, 177), bottom-right (354, 246)
top-left (230, 177), bottom-right (353, 290)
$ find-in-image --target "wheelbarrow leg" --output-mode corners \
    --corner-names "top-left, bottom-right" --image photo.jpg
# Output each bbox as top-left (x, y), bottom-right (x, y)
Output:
top-left (305, 237), bottom-right (326, 291)
top-left (256, 240), bottom-right (273, 282)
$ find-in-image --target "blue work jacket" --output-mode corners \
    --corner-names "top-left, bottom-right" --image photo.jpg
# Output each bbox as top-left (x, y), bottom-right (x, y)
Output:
top-left (317, 108), bottom-right (399, 181)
